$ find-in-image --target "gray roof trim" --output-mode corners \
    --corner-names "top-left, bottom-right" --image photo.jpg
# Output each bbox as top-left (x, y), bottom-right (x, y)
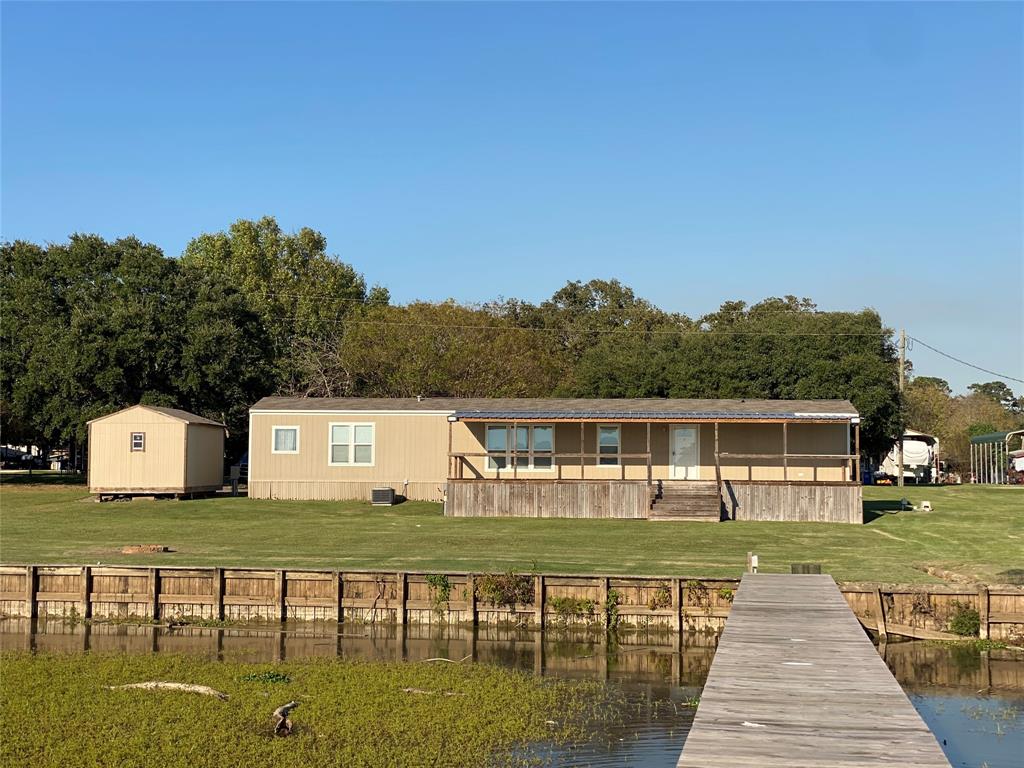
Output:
top-left (451, 410), bottom-right (856, 421)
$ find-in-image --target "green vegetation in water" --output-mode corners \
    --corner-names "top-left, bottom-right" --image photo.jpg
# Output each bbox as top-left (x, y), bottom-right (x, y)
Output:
top-left (1, 651), bottom-right (616, 768)
top-left (947, 601), bottom-right (982, 637)
top-left (925, 638), bottom-right (1020, 653)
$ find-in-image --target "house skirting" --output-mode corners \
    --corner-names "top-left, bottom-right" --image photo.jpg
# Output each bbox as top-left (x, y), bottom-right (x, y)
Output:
top-left (721, 480), bottom-right (862, 524)
top-left (249, 480), bottom-right (444, 503)
top-left (444, 479), bottom-right (650, 519)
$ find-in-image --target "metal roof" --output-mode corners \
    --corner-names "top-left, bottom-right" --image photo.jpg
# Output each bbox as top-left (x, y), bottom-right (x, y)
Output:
top-left (970, 429), bottom-right (1024, 444)
top-left (251, 396), bottom-right (858, 420)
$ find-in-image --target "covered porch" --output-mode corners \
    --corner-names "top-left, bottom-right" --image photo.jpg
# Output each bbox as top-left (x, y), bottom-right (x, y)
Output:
top-left (443, 400), bottom-right (863, 523)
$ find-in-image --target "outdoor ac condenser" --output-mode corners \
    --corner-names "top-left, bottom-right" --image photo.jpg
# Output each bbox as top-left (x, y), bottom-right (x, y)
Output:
top-left (371, 487), bottom-right (396, 506)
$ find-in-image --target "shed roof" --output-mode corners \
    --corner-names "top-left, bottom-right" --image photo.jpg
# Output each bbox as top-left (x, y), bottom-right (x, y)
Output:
top-left (88, 404), bottom-right (226, 427)
top-left (251, 396), bottom-right (858, 421)
top-left (970, 429), bottom-right (1024, 445)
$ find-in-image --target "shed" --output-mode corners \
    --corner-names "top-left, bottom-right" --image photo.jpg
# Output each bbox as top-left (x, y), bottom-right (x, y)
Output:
top-left (87, 405), bottom-right (226, 496)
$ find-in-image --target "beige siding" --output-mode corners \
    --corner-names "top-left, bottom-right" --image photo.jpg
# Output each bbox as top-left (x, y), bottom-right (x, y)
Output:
top-left (185, 424), bottom-right (225, 491)
top-left (88, 409), bottom-right (186, 492)
top-left (249, 412), bottom-right (450, 501)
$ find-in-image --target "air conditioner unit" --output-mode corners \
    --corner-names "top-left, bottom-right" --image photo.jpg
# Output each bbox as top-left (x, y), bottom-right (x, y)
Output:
top-left (371, 487), bottom-right (395, 506)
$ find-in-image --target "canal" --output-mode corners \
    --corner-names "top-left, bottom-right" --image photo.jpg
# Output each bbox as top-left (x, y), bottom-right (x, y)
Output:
top-left (1, 618), bottom-right (1020, 767)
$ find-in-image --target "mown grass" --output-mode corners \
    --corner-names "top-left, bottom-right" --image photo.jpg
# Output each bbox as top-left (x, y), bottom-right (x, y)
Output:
top-left (0, 479), bottom-right (1021, 583)
top-left (0, 651), bottom-right (614, 768)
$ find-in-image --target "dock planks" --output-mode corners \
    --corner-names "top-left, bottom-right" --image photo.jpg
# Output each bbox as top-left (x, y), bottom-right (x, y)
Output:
top-left (677, 573), bottom-right (951, 768)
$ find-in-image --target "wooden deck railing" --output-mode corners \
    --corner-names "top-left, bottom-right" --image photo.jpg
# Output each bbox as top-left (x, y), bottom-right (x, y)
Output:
top-left (448, 451), bottom-right (654, 481)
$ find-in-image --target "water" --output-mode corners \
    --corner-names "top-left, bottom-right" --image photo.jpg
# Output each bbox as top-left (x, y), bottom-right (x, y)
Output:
top-left (1, 618), bottom-right (1021, 767)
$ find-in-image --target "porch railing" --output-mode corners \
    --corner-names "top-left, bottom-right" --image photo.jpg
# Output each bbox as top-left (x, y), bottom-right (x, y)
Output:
top-left (448, 451), bottom-right (654, 482)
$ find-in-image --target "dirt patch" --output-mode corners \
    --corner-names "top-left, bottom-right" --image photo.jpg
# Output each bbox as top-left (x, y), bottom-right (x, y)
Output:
top-left (121, 545), bottom-right (171, 554)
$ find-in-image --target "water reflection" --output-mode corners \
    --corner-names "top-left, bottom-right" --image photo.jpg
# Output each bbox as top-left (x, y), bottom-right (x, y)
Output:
top-left (2, 619), bottom-right (1021, 768)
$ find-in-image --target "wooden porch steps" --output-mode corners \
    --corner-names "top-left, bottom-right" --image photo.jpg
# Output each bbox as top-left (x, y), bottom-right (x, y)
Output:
top-left (649, 481), bottom-right (722, 522)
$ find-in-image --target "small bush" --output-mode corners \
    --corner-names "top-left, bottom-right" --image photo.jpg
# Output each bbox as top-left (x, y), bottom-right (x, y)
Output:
top-left (475, 572), bottom-right (535, 609)
top-left (647, 584), bottom-right (672, 611)
top-left (947, 601), bottom-right (981, 637)
top-left (547, 596), bottom-right (596, 624)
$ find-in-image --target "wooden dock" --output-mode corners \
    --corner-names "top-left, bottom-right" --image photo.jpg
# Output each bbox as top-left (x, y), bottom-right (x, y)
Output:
top-left (677, 573), bottom-right (951, 768)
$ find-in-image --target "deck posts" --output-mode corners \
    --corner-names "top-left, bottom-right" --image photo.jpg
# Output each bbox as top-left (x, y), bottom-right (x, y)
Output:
top-left (148, 567), bottom-right (159, 620)
top-left (713, 422), bottom-right (722, 492)
top-left (782, 422), bottom-right (788, 481)
top-left (212, 567), bottom-right (224, 621)
top-left (274, 569), bottom-right (286, 621)
top-left (854, 422), bottom-right (861, 483)
top-left (24, 565), bottom-right (36, 619)
top-left (873, 588), bottom-right (888, 641)
top-left (79, 565), bottom-right (91, 619)
top-left (512, 420), bottom-right (518, 480)
top-left (579, 422), bottom-right (585, 478)
top-left (646, 421), bottom-right (652, 484)
top-left (396, 572), bottom-right (406, 625)
top-left (534, 574), bottom-right (545, 628)
top-left (447, 419), bottom-right (453, 479)
top-left (978, 586), bottom-right (990, 639)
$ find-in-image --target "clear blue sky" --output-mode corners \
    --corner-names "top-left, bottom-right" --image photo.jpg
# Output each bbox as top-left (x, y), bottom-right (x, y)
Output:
top-left (2, 2), bottom-right (1021, 393)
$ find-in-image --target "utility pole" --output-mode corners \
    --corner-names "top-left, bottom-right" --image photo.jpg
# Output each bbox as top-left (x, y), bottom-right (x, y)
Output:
top-left (898, 328), bottom-right (906, 487)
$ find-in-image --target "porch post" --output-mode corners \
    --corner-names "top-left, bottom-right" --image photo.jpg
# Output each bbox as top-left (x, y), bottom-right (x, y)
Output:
top-left (646, 421), bottom-right (652, 484)
top-left (714, 422), bottom-right (722, 490)
top-left (447, 419), bottom-right (453, 480)
top-left (579, 422), bottom-right (585, 479)
top-left (854, 421), bottom-right (861, 483)
top-left (782, 422), bottom-right (788, 481)
top-left (512, 420), bottom-right (517, 480)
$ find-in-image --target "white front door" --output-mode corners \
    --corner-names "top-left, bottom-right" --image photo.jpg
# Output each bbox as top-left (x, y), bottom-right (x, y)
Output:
top-left (670, 426), bottom-right (700, 480)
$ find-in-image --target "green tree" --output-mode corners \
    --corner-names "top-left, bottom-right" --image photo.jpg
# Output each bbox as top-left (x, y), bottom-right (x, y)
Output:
top-left (180, 216), bottom-right (383, 390)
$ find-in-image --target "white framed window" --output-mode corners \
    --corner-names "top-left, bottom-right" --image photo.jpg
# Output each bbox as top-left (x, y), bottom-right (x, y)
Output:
top-left (130, 432), bottom-right (145, 452)
top-left (486, 424), bottom-right (554, 471)
top-left (329, 422), bottom-right (374, 466)
top-left (598, 424), bottom-right (620, 466)
top-left (272, 426), bottom-right (300, 454)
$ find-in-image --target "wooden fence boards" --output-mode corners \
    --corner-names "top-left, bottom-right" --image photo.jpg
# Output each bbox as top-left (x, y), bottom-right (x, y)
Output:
top-left (0, 565), bottom-right (1020, 642)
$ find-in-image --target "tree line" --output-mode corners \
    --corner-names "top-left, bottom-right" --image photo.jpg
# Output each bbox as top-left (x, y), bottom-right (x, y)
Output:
top-left (6, 215), bottom-right (1010, 466)
top-left (905, 377), bottom-right (1024, 471)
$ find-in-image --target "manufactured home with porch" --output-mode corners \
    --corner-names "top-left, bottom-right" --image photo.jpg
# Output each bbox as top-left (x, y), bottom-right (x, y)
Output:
top-left (249, 397), bottom-right (863, 523)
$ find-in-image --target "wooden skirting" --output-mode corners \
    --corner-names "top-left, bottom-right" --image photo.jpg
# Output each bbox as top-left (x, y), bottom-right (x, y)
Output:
top-left (249, 480), bottom-right (444, 503)
top-left (1, 564), bottom-right (1021, 642)
top-left (445, 479), bottom-right (649, 518)
top-left (721, 480), bottom-right (863, 523)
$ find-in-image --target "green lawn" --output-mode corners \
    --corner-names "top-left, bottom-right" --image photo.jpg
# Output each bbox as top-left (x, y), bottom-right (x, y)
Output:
top-left (1, 651), bottom-right (610, 768)
top-left (0, 476), bottom-right (1021, 583)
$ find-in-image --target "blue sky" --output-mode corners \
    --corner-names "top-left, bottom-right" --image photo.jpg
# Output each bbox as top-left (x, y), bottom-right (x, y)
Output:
top-left (2, 2), bottom-right (1021, 393)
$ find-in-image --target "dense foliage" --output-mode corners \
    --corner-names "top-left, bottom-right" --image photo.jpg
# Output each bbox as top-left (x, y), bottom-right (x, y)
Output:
top-left (905, 376), bottom-right (1024, 469)
top-left (2, 215), bottom-right (968, 462)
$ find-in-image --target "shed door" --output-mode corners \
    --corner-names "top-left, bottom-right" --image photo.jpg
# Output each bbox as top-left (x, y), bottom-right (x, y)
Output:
top-left (670, 426), bottom-right (700, 480)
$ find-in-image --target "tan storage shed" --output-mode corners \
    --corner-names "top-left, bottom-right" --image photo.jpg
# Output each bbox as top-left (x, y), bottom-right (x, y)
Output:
top-left (88, 405), bottom-right (226, 497)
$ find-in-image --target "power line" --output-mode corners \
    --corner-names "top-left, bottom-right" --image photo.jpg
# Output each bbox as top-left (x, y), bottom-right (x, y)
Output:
top-left (908, 335), bottom-right (1024, 384)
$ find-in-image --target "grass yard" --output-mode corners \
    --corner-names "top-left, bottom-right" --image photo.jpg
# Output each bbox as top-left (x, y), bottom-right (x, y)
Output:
top-left (0, 476), bottom-right (1021, 583)
top-left (0, 651), bottom-right (611, 768)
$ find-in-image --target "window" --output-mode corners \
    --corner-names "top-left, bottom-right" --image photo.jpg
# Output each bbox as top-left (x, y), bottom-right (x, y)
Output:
top-left (329, 423), bottom-right (374, 466)
top-left (598, 425), bottom-right (620, 465)
top-left (130, 432), bottom-right (145, 452)
top-left (486, 424), bottom-right (554, 470)
top-left (272, 426), bottom-right (299, 454)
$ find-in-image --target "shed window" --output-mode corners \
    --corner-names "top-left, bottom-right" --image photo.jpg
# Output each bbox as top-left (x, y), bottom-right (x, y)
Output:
top-left (598, 425), bottom-right (620, 465)
top-left (272, 426), bottom-right (300, 454)
top-left (130, 432), bottom-right (145, 452)
top-left (329, 423), bottom-right (374, 466)
top-left (486, 424), bottom-right (554, 470)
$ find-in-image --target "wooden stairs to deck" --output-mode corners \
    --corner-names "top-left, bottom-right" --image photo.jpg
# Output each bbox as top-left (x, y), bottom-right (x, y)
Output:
top-left (649, 481), bottom-right (722, 521)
